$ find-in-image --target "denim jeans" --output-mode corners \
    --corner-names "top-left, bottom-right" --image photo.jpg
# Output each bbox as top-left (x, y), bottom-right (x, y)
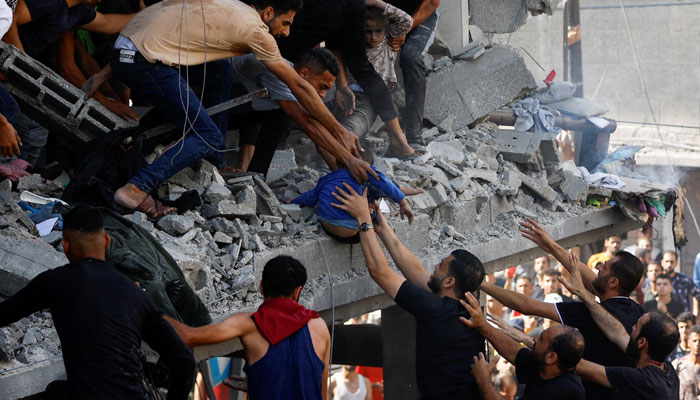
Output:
top-left (0, 84), bottom-right (19, 125)
top-left (110, 51), bottom-right (232, 193)
top-left (400, 12), bottom-right (438, 140)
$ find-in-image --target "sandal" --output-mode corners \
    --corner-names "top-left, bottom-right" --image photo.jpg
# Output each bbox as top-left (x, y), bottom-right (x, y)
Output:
top-left (120, 194), bottom-right (177, 220)
top-left (384, 147), bottom-right (419, 161)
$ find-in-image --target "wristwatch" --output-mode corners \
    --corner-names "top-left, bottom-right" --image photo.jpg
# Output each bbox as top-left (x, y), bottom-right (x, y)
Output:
top-left (359, 222), bottom-right (374, 232)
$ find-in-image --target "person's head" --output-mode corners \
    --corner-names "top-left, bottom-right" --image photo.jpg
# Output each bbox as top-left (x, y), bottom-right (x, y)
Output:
top-left (486, 295), bottom-right (504, 316)
top-left (654, 274), bottom-right (673, 297)
top-left (295, 48), bottom-right (340, 99)
top-left (246, 0), bottom-right (303, 38)
top-left (689, 326), bottom-right (700, 357)
top-left (260, 255), bottom-right (307, 300)
top-left (532, 325), bottom-right (585, 373)
top-left (342, 365), bottom-right (357, 373)
top-left (497, 357), bottom-right (515, 374)
top-left (493, 373), bottom-right (517, 399)
top-left (604, 235), bottom-right (622, 255)
top-left (677, 312), bottom-right (695, 341)
top-left (62, 205), bottom-right (109, 263)
top-left (637, 237), bottom-right (653, 251)
top-left (592, 251), bottom-right (644, 297)
top-left (515, 275), bottom-right (534, 297)
top-left (646, 262), bottom-right (662, 283)
top-left (427, 250), bottom-right (485, 299)
top-left (533, 256), bottom-right (550, 275)
top-left (364, 6), bottom-right (386, 48)
top-left (635, 248), bottom-right (652, 267)
top-left (626, 312), bottom-right (680, 363)
top-left (661, 251), bottom-right (678, 274)
top-left (541, 268), bottom-right (562, 295)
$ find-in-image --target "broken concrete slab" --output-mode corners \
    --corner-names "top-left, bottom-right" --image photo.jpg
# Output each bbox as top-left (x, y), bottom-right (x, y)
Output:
top-left (202, 186), bottom-right (257, 219)
top-left (495, 129), bottom-right (542, 163)
top-left (424, 46), bottom-right (537, 130)
top-left (204, 184), bottom-right (233, 204)
top-left (463, 168), bottom-right (498, 183)
top-left (426, 140), bottom-right (465, 164)
top-left (469, 0), bottom-right (557, 34)
top-left (559, 173), bottom-right (589, 202)
top-left (266, 149), bottom-right (297, 183)
top-left (157, 214), bottom-right (195, 236)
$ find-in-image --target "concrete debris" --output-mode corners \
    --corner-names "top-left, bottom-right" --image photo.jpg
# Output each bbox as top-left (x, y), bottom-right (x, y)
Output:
top-left (426, 140), bottom-right (465, 164)
top-left (266, 149), bottom-right (297, 183)
top-left (469, 0), bottom-right (557, 34)
top-left (204, 184), bottom-right (233, 204)
top-left (157, 214), bottom-right (195, 236)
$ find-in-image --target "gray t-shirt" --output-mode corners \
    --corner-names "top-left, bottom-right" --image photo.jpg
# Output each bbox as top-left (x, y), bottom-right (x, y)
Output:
top-left (229, 54), bottom-right (296, 111)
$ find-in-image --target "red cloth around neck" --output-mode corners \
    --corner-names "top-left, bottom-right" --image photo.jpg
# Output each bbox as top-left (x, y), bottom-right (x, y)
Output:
top-left (251, 297), bottom-right (319, 345)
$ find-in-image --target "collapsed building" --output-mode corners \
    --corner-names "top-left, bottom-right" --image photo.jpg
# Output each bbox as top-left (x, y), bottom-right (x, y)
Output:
top-left (0, 0), bottom-right (689, 399)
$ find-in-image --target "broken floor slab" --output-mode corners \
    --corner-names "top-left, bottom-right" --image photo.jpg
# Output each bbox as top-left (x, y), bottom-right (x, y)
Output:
top-left (469, 0), bottom-right (558, 34)
top-left (424, 45), bottom-right (537, 130)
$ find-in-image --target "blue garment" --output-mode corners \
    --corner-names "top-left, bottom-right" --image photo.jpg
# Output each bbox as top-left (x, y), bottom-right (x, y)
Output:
top-left (244, 325), bottom-right (324, 400)
top-left (19, 0), bottom-right (96, 57)
top-left (110, 50), bottom-right (232, 193)
top-left (0, 84), bottom-right (19, 125)
top-left (693, 253), bottom-right (700, 288)
top-left (291, 166), bottom-right (404, 221)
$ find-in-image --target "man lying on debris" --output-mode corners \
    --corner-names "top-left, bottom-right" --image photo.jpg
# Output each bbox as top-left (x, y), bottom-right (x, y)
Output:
top-left (229, 47), bottom-right (376, 180)
top-left (0, 205), bottom-right (195, 400)
top-left (111, 0), bottom-right (371, 219)
top-left (166, 255), bottom-right (331, 400)
top-left (292, 149), bottom-right (416, 244)
top-left (331, 183), bottom-right (486, 399)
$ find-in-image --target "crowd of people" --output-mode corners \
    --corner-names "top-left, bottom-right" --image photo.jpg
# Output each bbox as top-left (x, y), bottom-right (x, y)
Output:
top-left (0, 0), bottom-right (695, 398)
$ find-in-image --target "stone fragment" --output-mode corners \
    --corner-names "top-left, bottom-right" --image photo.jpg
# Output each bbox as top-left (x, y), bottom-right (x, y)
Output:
top-left (443, 225), bottom-right (467, 241)
top-left (559, 173), bottom-right (588, 202)
top-left (230, 265), bottom-right (255, 291)
top-left (426, 140), bottom-right (465, 164)
top-left (157, 214), bottom-right (195, 236)
top-left (203, 186), bottom-right (257, 218)
top-left (281, 204), bottom-right (302, 221)
top-left (513, 205), bottom-right (537, 219)
top-left (266, 149), bottom-right (297, 183)
top-left (438, 114), bottom-right (457, 133)
top-left (521, 175), bottom-right (559, 204)
top-left (449, 175), bottom-right (472, 193)
top-left (421, 127), bottom-right (440, 141)
top-left (463, 168), bottom-right (498, 183)
top-left (204, 184), bottom-right (232, 204)
top-left (0, 179), bottom-right (10, 193)
top-left (436, 158), bottom-right (463, 177)
top-left (213, 231), bottom-right (233, 244)
top-left (495, 129), bottom-right (542, 163)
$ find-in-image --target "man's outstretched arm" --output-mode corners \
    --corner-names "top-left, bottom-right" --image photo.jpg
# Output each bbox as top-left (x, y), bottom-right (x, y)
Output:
top-left (575, 359), bottom-right (612, 388)
top-left (520, 218), bottom-right (598, 295)
top-left (480, 281), bottom-right (560, 322)
top-left (330, 183), bottom-right (406, 299)
top-left (164, 313), bottom-right (256, 347)
top-left (559, 253), bottom-right (630, 352)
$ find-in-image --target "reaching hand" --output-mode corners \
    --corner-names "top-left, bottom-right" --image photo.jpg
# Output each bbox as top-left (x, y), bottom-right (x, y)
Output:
top-left (388, 35), bottom-right (406, 51)
top-left (399, 199), bottom-right (414, 224)
top-left (101, 97), bottom-right (140, 122)
top-left (558, 252), bottom-right (592, 301)
top-left (335, 85), bottom-right (356, 117)
top-left (470, 352), bottom-right (499, 381)
top-left (459, 292), bottom-right (487, 331)
top-left (330, 183), bottom-right (371, 221)
top-left (339, 128), bottom-right (362, 157)
top-left (519, 217), bottom-right (555, 252)
top-left (0, 114), bottom-right (21, 157)
top-left (487, 313), bottom-right (534, 348)
top-left (344, 155), bottom-right (379, 183)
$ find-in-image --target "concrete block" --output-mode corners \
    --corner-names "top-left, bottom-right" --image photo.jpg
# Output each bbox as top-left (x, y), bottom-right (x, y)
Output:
top-left (559, 173), bottom-right (588, 202)
top-left (436, 158), bottom-right (463, 177)
top-left (0, 232), bottom-right (68, 297)
top-left (204, 184), bottom-right (233, 204)
top-left (469, 0), bottom-right (556, 34)
top-left (426, 140), bottom-right (465, 164)
top-left (495, 129), bottom-right (542, 163)
top-left (521, 174), bottom-right (559, 204)
top-left (463, 167), bottom-right (498, 183)
top-left (438, 114), bottom-right (457, 133)
top-left (280, 203), bottom-right (302, 221)
top-left (449, 175), bottom-right (472, 193)
top-left (440, 198), bottom-right (490, 232)
top-left (157, 214), bottom-right (195, 236)
top-left (489, 194), bottom-right (514, 220)
top-left (425, 46), bottom-right (537, 130)
top-left (202, 186), bottom-right (257, 218)
top-left (266, 149), bottom-right (297, 183)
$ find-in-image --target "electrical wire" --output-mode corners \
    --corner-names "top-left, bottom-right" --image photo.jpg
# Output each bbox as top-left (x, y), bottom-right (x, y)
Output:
top-left (312, 237), bottom-right (335, 400)
top-left (616, 0), bottom-right (700, 241)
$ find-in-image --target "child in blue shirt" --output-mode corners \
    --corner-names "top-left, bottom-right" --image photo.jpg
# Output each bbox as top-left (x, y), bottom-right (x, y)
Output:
top-left (292, 153), bottom-right (414, 243)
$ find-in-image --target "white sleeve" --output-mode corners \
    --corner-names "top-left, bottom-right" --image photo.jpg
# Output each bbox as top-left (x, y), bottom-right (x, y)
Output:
top-left (0, 1), bottom-right (12, 39)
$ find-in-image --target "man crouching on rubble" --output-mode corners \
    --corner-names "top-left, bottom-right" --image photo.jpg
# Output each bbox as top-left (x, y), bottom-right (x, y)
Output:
top-left (0, 205), bottom-right (195, 399)
top-left (166, 255), bottom-right (331, 399)
top-left (331, 183), bottom-right (486, 400)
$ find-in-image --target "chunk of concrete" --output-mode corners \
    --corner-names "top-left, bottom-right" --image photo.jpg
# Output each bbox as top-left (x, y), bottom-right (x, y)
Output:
top-left (203, 186), bottom-right (257, 218)
top-left (0, 231), bottom-right (68, 297)
top-left (425, 46), bottom-right (537, 130)
top-left (438, 115), bottom-right (457, 133)
top-left (559, 173), bottom-right (588, 202)
top-left (426, 140), bottom-right (465, 164)
top-left (281, 203), bottom-right (302, 221)
top-left (463, 168), bottom-right (498, 183)
top-left (469, 0), bottom-right (557, 34)
top-left (157, 214), bottom-right (195, 236)
top-left (266, 149), bottom-right (297, 183)
top-left (204, 184), bottom-right (232, 204)
top-left (495, 129), bottom-right (542, 163)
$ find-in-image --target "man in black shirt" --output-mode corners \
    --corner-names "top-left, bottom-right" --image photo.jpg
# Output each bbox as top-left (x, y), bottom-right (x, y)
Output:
top-left (331, 183), bottom-right (485, 399)
top-left (0, 206), bottom-right (195, 400)
top-left (485, 217), bottom-right (646, 400)
top-left (460, 292), bottom-right (586, 400)
top-left (385, 0), bottom-right (439, 148)
top-left (560, 256), bottom-right (680, 399)
top-left (643, 273), bottom-right (685, 318)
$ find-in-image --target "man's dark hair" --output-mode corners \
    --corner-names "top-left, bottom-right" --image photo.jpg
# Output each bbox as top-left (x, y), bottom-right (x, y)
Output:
top-left (244, 0), bottom-right (303, 14)
top-left (655, 273), bottom-right (673, 284)
top-left (638, 312), bottom-right (680, 362)
top-left (690, 325), bottom-right (700, 335)
top-left (515, 275), bottom-right (532, 284)
top-left (541, 268), bottom-right (561, 278)
top-left (63, 205), bottom-right (104, 233)
top-left (447, 250), bottom-right (485, 299)
top-left (261, 256), bottom-right (307, 298)
top-left (663, 250), bottom-right (678, 260)
top-left (635, 248), bottom-right (651, 263)
top-left (677, 312), bottom-right (695, 325)
top-left (549, 326), bottom-right (585, 372)
top-left (610, 251), bottom-right (645, 296)
top-left (365, 6), bottom-right (386, 25)
top-left (298, 48), bottom-right (340, 77)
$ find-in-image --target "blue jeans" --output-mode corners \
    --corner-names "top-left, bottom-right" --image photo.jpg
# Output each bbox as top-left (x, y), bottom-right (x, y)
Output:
top-left (0, 84), bottom-right (19, 125)
top-left (110, 51), bottom-right (232, 193)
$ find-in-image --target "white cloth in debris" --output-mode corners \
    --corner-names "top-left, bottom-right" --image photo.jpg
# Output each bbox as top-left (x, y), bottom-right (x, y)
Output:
top-left (0, 0), bottom-right (12, 38)
top-left (511, 98), bottom-right (559, 134)
top-left (578, 166), bottom-right (625, 190)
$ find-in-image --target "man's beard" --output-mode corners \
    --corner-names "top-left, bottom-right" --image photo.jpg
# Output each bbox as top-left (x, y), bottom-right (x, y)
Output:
top-left (427, 276), bottom-right (443, 294)
top-left (592, 275), bottom-right (606, 294)
top-left (625, 336), bottom-right (641, 361)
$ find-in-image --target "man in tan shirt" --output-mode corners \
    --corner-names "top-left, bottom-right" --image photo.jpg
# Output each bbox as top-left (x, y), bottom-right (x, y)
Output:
top-left (111, 0), bottom-right (374, 218)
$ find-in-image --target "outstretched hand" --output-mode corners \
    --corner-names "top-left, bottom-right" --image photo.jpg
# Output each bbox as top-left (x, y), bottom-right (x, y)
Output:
top-left (519, 217), bottom-right (555, 252)
top-left (345, 155), bottom-right (379, 183)
top-left (330, 182), bottom-right (370, 221)
top-left (459, 292), bottom-right (487, 331)
top-left (470, 352), bottom-right (499, 381)
top-left (558, 252), bottom-right (592, 301)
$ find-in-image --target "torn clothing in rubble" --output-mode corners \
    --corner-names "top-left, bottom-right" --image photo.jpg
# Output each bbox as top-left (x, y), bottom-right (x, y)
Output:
top-left (510, 98), bottom-right (559, 135)
top-left (0, 257), bottom-right (195, 400)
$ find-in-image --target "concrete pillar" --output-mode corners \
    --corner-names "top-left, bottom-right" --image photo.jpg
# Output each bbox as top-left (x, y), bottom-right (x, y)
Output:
top-left (381, 305), bottom-right (420, 400)
top-left (435, 0), bottom-right (469, 55)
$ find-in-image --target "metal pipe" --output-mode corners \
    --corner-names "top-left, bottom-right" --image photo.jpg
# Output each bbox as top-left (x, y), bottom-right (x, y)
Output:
top-left (488, 109), bottom-right (618, 134)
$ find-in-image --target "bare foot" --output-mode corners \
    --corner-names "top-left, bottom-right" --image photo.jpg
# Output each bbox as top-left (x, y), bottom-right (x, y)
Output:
top-left (386, 143), bottom-right (415, 157)
top-left (114, 183), bottom-right (148, 209)
top-left (400, 185), bottom-right (424, 196)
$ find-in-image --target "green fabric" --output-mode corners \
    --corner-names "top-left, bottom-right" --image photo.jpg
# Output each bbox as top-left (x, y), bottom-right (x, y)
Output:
top-left (76, 29), bottom-right (96, 55)
top-left (645, 196), bottom-right (667, 218)
top-left (102, 209), bottom-right (212, 327)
